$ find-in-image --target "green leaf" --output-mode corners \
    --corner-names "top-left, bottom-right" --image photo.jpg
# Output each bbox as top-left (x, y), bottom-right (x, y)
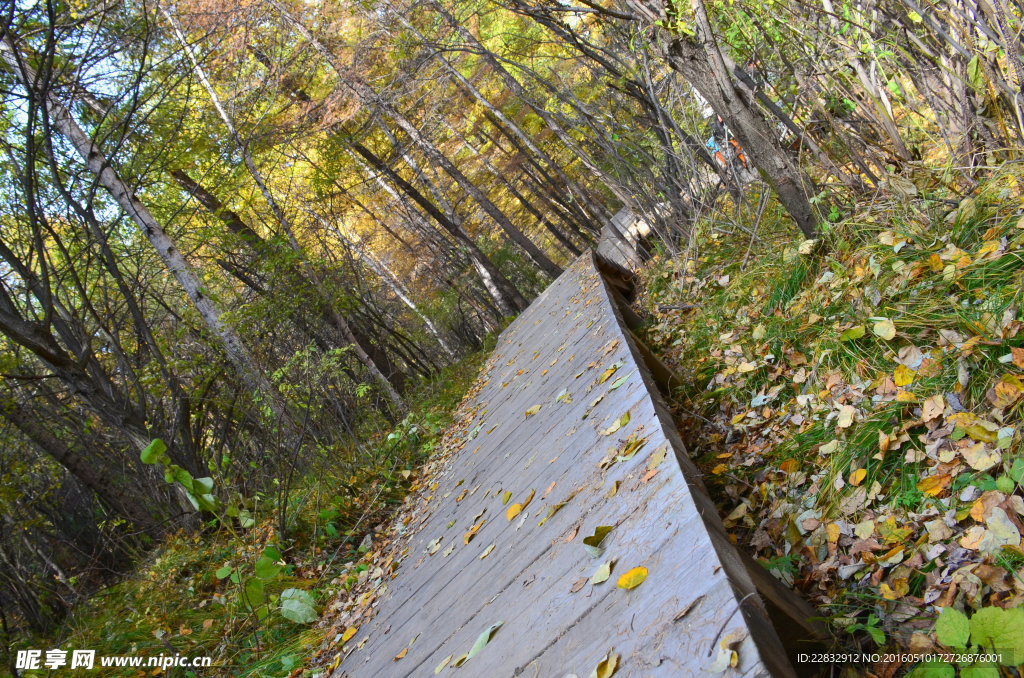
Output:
top-left (961, 665), bottom-right (1001, 678)
top-left (466, 621), bottom-right (503, 661)
top-left (215, 566), bottom-right (234, 579)
top-left (967, 54), bottom-right (984, 91)
top-left (583, 525), bottom-right (613, 557)
top-left (907, 658), bottom-right (955, 678)
top-left (193, 477), bottom-right (215, 494)
top-left (172, 467), bottom-right (194, 493)
top-left (140, 439), bottom-right (166, 464)
top-left (196, 494), bottom-right (218, 511)
top-left (969, 606), bottom-right (1024, 659)
top-left (840, 325), bottom-right (866, 342)
top-left (591, 560), bottom-right (614, 585)
top-left (935, 607), bottom-right (969, 648)
top-left (608, 372), bottom-right (633, 390)
top-left (243, 577), bottom-right (265, 610)
top-left (279, 588), bottom-right (317, 624)
top-left (255, 555), bottom-right (283, 580)
top-left (1008, 459), bottom-right (1024, 484)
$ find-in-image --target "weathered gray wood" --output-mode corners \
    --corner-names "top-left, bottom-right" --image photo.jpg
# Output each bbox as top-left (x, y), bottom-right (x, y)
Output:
top-left (596, 207), bottom-right (647, 271)
top-left (333, 252), bottom-right (803, 677)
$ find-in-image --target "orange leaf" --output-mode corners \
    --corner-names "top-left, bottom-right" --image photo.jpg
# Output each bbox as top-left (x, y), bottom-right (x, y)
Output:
top-left (916, 474), bottom-right (952, 497)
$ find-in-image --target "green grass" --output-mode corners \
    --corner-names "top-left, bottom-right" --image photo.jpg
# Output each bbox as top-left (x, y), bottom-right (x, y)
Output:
top-left (637, 169), bottom-right (1024, 658)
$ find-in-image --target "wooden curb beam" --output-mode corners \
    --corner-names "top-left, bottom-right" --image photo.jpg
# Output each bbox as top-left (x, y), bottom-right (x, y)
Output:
top-left (333, 251), bottom-right (823, 678)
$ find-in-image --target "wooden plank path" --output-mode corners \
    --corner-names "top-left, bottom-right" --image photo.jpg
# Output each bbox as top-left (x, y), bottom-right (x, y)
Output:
top-left (331, 252), bottom-right (819, 677)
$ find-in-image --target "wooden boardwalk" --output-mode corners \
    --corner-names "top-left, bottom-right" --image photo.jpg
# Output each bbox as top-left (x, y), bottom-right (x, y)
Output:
top-left (332, 252), bottom-right (818, 677)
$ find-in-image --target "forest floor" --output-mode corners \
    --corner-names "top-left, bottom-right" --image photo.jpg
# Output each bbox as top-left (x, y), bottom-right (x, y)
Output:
top-left (17, 343), bottom-right (493, 678)
top-left (638, 167), bottom-right (1024, 676)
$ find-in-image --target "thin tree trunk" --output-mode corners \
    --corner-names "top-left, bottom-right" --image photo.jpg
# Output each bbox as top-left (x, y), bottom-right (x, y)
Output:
top-left (348, 141), bottom-right (528, 314)
top-left (0, 400), bottom-right (161, 534)
top-left (658, 0), bottom-right (819, 238)
top-left (1, 36), bottom-right (287, 419)
top-left (161, 10), bottom-right (406, 409)
top-left (267, 0), bottom-right (562, 279)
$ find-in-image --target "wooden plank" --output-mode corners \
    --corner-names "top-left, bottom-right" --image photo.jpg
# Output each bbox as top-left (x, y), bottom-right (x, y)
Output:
top-left (332, 252), bottom-right (801, 677)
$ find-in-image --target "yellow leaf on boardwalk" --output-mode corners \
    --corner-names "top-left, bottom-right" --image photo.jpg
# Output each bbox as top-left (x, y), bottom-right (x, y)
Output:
top-left (593, 651), bottom-right (620, 678)
top-left (341, 626), bottom-right (357, 644)
top-left (617, 566), bottom-right (648, 590)
top-left (505, 489), bottom-right (534, 520)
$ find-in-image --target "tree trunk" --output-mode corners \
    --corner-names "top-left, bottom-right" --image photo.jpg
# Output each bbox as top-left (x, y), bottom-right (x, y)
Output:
top-left (0, 400), bottom-right (161, 535)
top-left (0, 36), bottom-right (288, 418)
top-left (659, 0), bottom-right (819, 239)
top-left (348, 141), bottom-right (528, 315)
top-left (267, 0), bottom-right (562, 279)
top-left (171, 170), bottom-right (407, 406)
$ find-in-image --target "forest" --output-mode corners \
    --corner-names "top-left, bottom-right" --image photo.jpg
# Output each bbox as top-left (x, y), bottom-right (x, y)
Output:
top-left (1, 0), bottom-right (1023, 674)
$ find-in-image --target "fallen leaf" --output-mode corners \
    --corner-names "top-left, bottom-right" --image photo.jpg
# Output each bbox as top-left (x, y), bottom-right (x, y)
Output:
top-left (506, 489), bottom-right (534, 521)
top-left (479, 544), bottom-right (495, 559)
top-left (617, 566), bottom-right (647, 590)
top-left (583, 525), bottom-right (614, 558)
top-left (608, 372), bottom-right (632, 390)
top-left (592, 651), bottom-right (620, 678)
top-left (922, 394), bottom-right (944, 422)
top-left (1012, 347), bottom-right (1024, 370)
top-left (592, 560), bottom-right (615, 585)
top-left (465, 621), bottom-right (503, 661)
top-left (989, 373), bottom-right (1024, 408)
top-left (917, 474), bottom-right (952, 497)
top-left (394, 648), bottom-right (408, 661)
top-left (525, 405), bottom-right (541, 418)
top-left (873, 318), bottom-right (896, 340)
top-left (836, 405), bottom-right (856, 429)
top-left (980, 507), bottom-right (1021, 554)
top-left (962, 443), bottom-right (1001, 471)
top-left (599, 360), bottom-right (624, 384)
top-left (840, 325), bottom-right (866, 342)
top-left (501, 491), bottom-right (511, 505)
top-left (538, 501), bottom-right (568, 527)
top-left (341, 626), bottom-right (357, 643)
top-left (673, 595), bottom-right (705, 622)
top-left (434, 654), bottom-right (453, 674)
top-left (570, 576), bottom-right (587, 593)
top-left (598, 411), bottom-right (630, 436)
top-left (464, 521), bottom-right (484, 544)
top-left (648, 445), bottom-right (668, 469)
top-left (849, 468), bottom-right (867, 486)
top-left (894, 364), bottom-right (916, 387)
